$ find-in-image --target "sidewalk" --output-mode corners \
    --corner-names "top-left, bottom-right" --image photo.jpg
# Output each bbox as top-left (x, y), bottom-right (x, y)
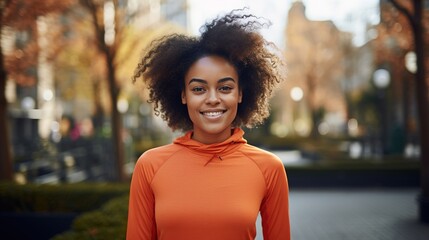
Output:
top-left (256, 188), bottom-right (429, 240)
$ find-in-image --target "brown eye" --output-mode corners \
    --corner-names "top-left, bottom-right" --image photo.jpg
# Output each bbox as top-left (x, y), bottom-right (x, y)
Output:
top-left (219, 86), bottom-right (233, 92)
top-left (192, 86), bottom-right (205, 93)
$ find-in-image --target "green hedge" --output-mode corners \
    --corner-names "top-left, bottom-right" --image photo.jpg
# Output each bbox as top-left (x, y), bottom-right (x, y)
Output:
top-left (0, 182), bottom-right (129, 213)
top-left (52, 195), bottom-right (129, 240)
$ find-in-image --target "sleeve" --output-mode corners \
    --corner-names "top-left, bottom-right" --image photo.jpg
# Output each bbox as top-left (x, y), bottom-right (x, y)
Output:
top-left (127, 157), bottom-right (157, 240)
top-left (260, 158), bottom-right (290, 240)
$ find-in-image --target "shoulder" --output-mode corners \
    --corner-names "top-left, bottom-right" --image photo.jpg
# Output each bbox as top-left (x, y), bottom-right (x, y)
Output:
top-left (239, 144), bottom-right (284, 170)
top-left (139, 144), bottom-right (182, 161)
top-left (134, 144), bottom-right (183, 176)
top-left (239, 144), bottom-right (288, 192)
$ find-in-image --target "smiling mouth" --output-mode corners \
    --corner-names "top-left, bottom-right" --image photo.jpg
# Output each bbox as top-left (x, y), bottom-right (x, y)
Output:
top-left (201, 111), bottom-right (226, 117)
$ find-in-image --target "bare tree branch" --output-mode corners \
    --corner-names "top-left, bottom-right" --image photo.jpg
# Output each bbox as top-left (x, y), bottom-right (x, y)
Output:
top-left (388, 0), bottom-right (416, 32)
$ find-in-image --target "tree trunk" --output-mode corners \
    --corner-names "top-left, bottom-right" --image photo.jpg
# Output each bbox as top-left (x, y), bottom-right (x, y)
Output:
top-left (0, 62), bottom-right (13, 181)
top-left (0, 12), bottom-right (13, 181)
top-left (412, 0), bottom-right (429, 223)
top-left (81, 0), bottom-right (126, 182)
top-left (389, 0), bottom-right (429, 223)
top-left (307, 73), bottom-right (319, 138)
top-left (92, 78), bottom-right (104, 133)
top-left (105, 50), bottom-right (125, 181)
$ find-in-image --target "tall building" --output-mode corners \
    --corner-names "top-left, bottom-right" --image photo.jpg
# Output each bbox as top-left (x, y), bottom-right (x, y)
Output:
top-left (275, 1), bottom-right (350, 137)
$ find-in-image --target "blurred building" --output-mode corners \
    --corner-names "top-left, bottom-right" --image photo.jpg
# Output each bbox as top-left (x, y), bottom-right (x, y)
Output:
top-left (161, 0), bottom-right (188, 29)
top-left (276, 0), bottom-right (427, 157)
top-left (4, 16), bottom-right (57, 163)
top-left (131, 0), bottom-right (188, 29)
top-left (274, 1), bottom-right (351, 137)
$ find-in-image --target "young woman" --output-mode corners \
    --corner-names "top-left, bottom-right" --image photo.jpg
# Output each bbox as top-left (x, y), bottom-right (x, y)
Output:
top-left (127, 9), bottom-right (290, 240)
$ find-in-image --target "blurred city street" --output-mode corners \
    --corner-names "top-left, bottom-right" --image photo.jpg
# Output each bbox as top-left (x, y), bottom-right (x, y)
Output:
top-left (2, 0), bottom-right (429, 239)
top-left (255, 188), bottom-right (429, 240)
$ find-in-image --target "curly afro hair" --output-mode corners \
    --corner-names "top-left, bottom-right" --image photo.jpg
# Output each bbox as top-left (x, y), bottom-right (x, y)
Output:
top-left (132, 9), bottom-right (285, 132)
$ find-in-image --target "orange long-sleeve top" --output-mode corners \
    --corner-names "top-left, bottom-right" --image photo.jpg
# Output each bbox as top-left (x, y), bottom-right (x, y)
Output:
top-left (127, 128), bottom-right (290, 240)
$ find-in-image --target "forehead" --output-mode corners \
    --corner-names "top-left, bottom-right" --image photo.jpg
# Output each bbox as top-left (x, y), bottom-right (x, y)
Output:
top-left (185, 55), bottom-right (238, 81)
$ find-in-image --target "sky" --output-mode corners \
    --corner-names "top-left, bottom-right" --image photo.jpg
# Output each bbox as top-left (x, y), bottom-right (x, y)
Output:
top-left (188, 0), bottom-right (380, 47)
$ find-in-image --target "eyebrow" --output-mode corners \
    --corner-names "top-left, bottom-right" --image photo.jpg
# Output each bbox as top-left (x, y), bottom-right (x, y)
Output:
top-left (188, 77), bottom-right (236, 85)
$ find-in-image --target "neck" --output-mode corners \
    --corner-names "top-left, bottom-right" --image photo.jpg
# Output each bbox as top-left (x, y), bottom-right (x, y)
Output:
top-left (191, 129), bottom-right (234, 144)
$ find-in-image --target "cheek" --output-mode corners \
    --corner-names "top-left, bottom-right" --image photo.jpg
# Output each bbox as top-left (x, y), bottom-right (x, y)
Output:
top-left (229, 92), bottom-right (242, 105)
top-left (184, 97), bottom-right (199, 112)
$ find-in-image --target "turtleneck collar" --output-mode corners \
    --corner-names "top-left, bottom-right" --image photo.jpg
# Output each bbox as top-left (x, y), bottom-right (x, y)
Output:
top-left (173, 128), bottom-right (247, 164)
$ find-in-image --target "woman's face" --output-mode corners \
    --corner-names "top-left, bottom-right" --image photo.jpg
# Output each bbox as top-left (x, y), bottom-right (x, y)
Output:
top-left (182, 55), bottom-right (242, 144)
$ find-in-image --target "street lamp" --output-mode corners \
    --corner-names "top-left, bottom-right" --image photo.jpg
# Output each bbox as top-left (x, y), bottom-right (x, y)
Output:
top-left (405, 51), bottom-right (417, 74)
top-left (404, 51), bottom-right (418, 158)
top-left (373, 69), bottom-right (391, 89)
top-left (289, 87), bottom-right (310, 136)
top-left (373, 69), bottom-right (391, 156)
top-left (117, 99), bottom-right (129, 114)
top-left (290, 87), bottom-right (304, 102)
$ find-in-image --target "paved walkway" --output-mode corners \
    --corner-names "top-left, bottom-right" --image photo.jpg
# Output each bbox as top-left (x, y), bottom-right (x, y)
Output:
top-left (256, 188), bottom-right (429, 239)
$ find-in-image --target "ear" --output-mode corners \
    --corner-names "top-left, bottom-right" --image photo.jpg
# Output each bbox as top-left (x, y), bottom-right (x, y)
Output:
top-left (181, 90), bottom-right (187, 104)
top-left (238, 89), bottom-right (243, 103)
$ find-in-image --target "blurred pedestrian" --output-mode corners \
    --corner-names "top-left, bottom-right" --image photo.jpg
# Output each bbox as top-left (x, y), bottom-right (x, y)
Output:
top-left (127, 9), bottom-right (290, 240)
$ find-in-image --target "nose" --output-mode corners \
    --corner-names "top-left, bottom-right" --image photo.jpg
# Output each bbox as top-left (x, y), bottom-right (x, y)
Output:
top-left (206, 89), bottom-right (220, 104)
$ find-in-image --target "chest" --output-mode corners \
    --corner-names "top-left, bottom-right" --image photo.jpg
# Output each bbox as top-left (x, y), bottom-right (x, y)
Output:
top-left (151, 157), bottom-right (266, 237)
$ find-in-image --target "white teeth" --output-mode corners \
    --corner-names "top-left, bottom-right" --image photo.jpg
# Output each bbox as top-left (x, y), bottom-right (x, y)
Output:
top-left (203, 111), bottom-right (223, 117)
